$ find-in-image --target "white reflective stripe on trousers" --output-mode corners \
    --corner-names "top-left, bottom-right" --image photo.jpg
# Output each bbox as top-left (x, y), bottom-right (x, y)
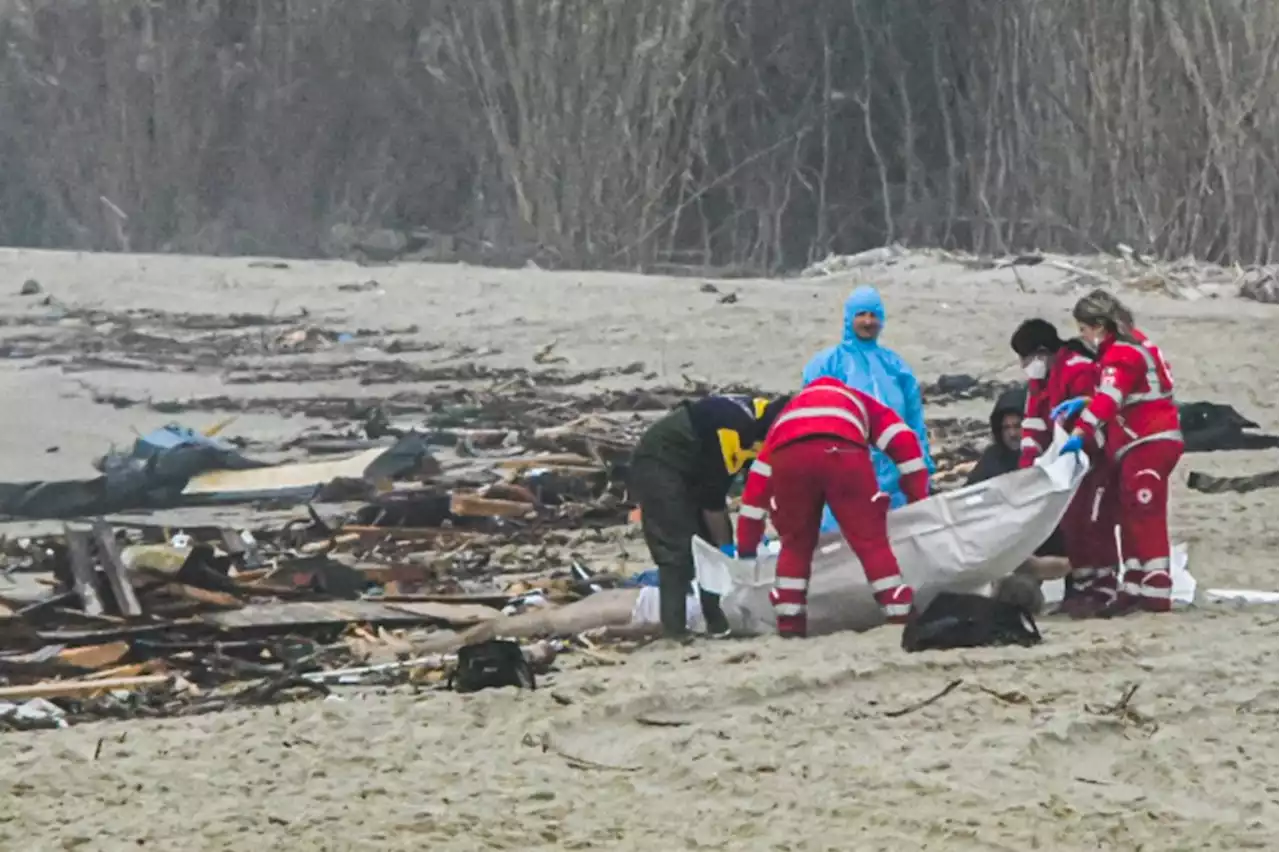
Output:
top-left (869, 574), bottom-right (905, 593)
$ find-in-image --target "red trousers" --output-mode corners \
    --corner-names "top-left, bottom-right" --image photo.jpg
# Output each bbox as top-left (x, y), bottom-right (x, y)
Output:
top-left (1094, 439), bottom-right (1184, 612)
top-left (1061, 464), bottom-right (1120, 601)
top-left (766, 439), bottom-right (912, 636)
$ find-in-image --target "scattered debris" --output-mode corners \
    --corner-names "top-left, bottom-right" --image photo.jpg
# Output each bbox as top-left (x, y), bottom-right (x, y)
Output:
top-left (0, 425), bottom-right (434, 519)
top-left (337, 280), bottom-right (382, 293)
top-left (1187, 470), bottom-right (1279, 495)
top-left (1084, 683), bottom-right (1158, 733)
top-left (801, 246), bottom-right (1279, 304)
top-left (882, 679), bottom-right (965, 718)
top-left (1239, 268), bottom-right (1277, 304)
top-left (1179, 402), bottom-right (1279, 452)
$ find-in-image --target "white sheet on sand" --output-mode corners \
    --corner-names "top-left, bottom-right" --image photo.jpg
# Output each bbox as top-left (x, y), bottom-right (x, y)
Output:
top-left (693, 427), bottom-right (1092, 637)
top-left (1203, 588), bottom-right (1280, 605)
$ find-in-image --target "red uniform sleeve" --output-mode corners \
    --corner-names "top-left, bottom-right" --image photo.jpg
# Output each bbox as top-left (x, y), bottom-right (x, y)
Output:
top-left (1076, 353), bottom-right (1139, 449)
top-left (864, 396), bottom-right (929, 503)
top-left (1064, 361), bottom-right (1099, 401)
top-left (1019, 381), bottom-right (1050, 469)
top-left (735, 443), bottom-right (774, 558)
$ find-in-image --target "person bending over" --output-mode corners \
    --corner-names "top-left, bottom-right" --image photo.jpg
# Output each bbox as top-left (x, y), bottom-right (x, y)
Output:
top-left (629, 393), bottom-right (788, 639)
top-left (735, 377), bottom-right (928, 638)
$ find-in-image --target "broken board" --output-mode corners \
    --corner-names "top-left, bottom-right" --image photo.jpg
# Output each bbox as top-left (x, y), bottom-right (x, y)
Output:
top-left (200, 600), bottom-right (495, 631)
top-left (181, 447), bottom-right (389, 501)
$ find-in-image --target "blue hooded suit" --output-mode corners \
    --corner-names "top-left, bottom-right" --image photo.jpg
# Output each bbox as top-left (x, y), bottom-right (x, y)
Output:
top-left (802, 286), bottom-right (935, 526)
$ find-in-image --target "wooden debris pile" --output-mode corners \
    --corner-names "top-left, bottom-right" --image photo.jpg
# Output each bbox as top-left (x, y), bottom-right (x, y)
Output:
top-left (0, 515), bottom-right (596, 731)
top-left (800, 245), bottom-right (1278, 303)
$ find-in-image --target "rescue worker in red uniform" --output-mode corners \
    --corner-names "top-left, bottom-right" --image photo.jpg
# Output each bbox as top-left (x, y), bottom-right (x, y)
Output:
top-left (1010, 319), bottom-right (1119, 613)
top-left (1054, 290), bottom-right (1183, 616)
top-left (734, 377), bottom-right (930, 637)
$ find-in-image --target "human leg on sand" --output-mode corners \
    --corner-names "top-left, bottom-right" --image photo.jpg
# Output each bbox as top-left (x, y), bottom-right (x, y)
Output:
top-left (629, 456), bottom-right (720, 638)
top-left (822, 444), bottom-right (913, 624)
top-left (1105, 440), bottom-right (1184, 616)
top-left (765, 442), bottom-right (827, 637)
top-left (1059, 465), bottom-right (1119, 617)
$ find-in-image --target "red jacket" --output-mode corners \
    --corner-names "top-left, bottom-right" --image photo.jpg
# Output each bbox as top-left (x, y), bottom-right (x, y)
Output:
top-left (1076, 329), bottom-right (1182, 461)
top-left (735, 377), bottom-right (928, 556)
top-left (1019, 345), bottom-right (1099, 468)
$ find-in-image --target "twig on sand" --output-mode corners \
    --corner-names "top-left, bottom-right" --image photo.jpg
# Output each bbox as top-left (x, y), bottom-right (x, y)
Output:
top-left (882, 679), bottom-right (965, 718)
top-left (556, 752), bottom-right (642, 772)
top-left (529, 732), bottom-right (642, 772)
top-left (1085, 683), bottom-right (1158, 732)
top-left (635, 714), bottom-right (691, 728)
top-left (977, 685), bottom-right (1032, 705)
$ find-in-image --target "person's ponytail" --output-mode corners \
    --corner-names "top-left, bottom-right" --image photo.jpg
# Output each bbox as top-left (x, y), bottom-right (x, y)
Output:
top-left (1072, 289), bottom-right (1137, 342)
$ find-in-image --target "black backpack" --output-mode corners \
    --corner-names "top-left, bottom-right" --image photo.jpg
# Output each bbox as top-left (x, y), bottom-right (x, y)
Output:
top-left (902, 592), bottom-right (1042, 653)
top-left (448, 640), bottom-right (536, 693)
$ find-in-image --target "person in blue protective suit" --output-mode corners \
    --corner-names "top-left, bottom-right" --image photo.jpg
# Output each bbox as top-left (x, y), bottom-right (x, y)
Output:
top-left (801, 285), bottom-right (935, 526)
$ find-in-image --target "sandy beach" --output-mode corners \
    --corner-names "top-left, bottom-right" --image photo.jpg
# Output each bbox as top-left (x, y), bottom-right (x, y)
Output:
top-left (0, 247), bottom-right (1275, 851)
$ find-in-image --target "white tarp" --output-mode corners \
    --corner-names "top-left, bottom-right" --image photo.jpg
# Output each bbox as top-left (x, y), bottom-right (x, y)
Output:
top-left (694, 427), bottom-right (1089, 637)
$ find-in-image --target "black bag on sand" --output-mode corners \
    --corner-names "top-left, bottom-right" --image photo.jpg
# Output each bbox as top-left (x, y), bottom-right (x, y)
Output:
top-left (448, 640), bottom-right (536, 693)
top-left (902, 592), bottom-right (1042, 653)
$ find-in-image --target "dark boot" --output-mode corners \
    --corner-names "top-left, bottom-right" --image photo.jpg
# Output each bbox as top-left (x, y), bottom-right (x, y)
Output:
top-left (699, 588), bottom-right (731, 638)
top-left (658, 571), bottom-right (689, 639)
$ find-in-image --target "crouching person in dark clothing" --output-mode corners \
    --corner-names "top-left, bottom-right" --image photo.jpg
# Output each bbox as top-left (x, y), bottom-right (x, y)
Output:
top-left (629, 395), bottom-right (788, 640)
top-left (966, 386), bottom-right (1069, 613)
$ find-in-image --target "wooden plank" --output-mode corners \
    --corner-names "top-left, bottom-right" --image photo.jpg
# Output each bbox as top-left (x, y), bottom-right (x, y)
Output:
top-left (0, 675), bottom-right (171, 701)
top-left (56, 642), bottom-right (131, 670)
top-left (201, 600), bottom-right (436, 630)
top-left (84, 661), bottom-right (167, 680)
top-left (299, 533), bottom-right (362, 554)
top-left (450, 492), bottom-right (536, 519)
top-left (92, 521), bottom-right (143, 617)
top-left (181, 447), bottom-right (388, 496)
top-left (494, 453), bottom-right (597, 470)
top-left (340, 525), bottom-right (479, 543)
top-left (63, 526), bottom-right (105, 617)
top-left (157, 583), bottom-right (244, 610)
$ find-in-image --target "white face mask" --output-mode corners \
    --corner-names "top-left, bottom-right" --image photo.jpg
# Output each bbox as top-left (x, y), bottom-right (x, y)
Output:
top-left (1023, 359), bottom-right (1048, 380)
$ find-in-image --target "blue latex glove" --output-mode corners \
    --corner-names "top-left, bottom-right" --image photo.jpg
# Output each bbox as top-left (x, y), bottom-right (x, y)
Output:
top-left (1060, 435), bottom-right (1084, 455)
top-left (1051, 397), bottom-right (1088, 422)
top-left (719, 542), bottom-right (737, 558)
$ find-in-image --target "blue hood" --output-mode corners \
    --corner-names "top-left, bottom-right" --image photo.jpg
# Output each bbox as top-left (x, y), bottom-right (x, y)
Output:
top-left (841, 285), bottom-right (886, 346)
